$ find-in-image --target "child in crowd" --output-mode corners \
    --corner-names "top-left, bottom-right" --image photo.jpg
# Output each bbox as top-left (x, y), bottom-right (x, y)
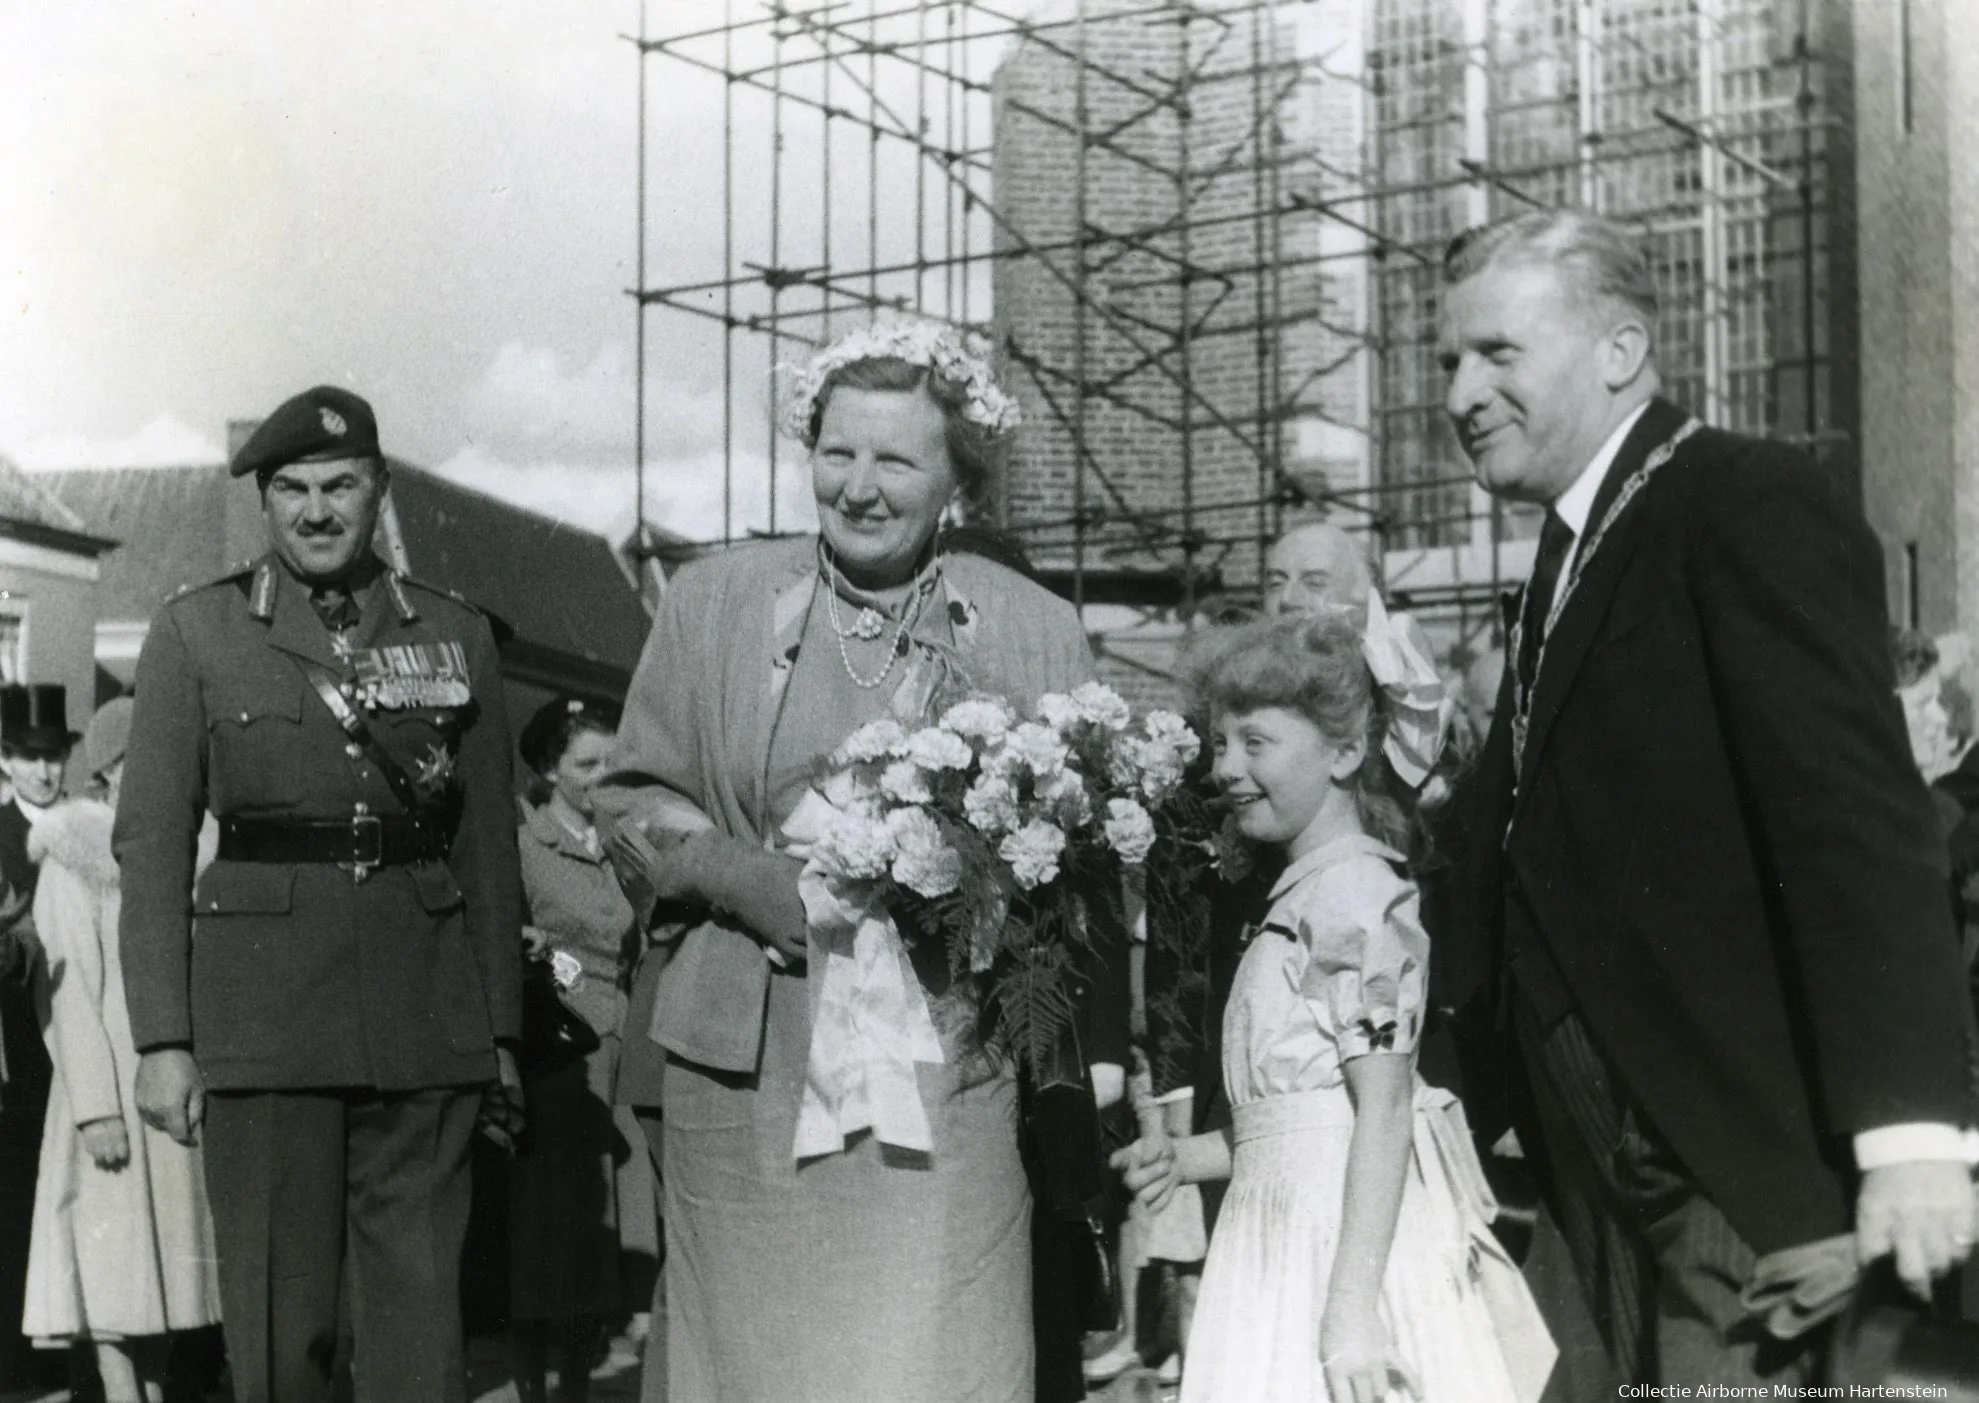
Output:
top-left (1112, 612), bottom-right (1550, 1403)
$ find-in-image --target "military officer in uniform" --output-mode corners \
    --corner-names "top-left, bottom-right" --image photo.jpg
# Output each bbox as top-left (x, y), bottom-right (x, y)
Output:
top-left (116, 385), bottom-right (525, 1403)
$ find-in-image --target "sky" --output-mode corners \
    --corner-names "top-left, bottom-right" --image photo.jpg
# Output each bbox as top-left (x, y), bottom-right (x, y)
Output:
top-left (0, 1), bottom-right (838, 542)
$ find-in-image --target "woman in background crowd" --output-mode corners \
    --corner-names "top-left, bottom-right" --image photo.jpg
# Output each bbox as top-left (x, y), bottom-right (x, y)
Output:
top-left (510, 697), bottom-right (658, 1403)
top-left (23, 698), bottom-right (222, 1403)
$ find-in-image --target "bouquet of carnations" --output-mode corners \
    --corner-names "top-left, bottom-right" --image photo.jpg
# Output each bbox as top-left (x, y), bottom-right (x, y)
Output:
top-left (781, 684), bottom-right (1204, 1154)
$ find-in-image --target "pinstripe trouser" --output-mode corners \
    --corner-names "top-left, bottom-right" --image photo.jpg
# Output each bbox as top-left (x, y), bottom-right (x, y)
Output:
top-left (1510, 991), bottom-right (1822, 1388)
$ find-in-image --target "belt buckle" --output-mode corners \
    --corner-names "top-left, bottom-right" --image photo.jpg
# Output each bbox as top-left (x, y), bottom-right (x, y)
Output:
top-left (351, 813), bottom-right (383, 884)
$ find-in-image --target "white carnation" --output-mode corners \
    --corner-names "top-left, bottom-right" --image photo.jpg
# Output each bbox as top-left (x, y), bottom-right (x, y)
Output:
top-left (903, 726), bottom-right (974, 772)
top-left (879, 759), bottom-right (934, 805)
top-left (1139, 750), bottom-right (1189, 805)
top-left (821, 766), bottom-right (882, 816)
top-left (1000, 819), bottom-right (1068, 890)
top-left (1102, 798), bottom-right (1157, 865)
top-left (1001, 722), bottom-right (1069, 778)
top-left (963, 773), bottom-right (1022, 837)
top-left (1071, 682), bottom-right (1132, 731)
top-left (1036, 768), bottom-right (1093, 829)
top-left (817, 813), bottom-right (897, 880)
top-left (1106, 736), bottom-right (1145, 790)
top-left (836, 718), bottom-right (907, 765)
top-left (548, 948), bottom-right (585, 991)
top-left (940, 697), bottom-right (1016, 745)
top-left (886, 807), bottom-right (963, 898)
top-left (1036, 692), bottom-right (1083, 732)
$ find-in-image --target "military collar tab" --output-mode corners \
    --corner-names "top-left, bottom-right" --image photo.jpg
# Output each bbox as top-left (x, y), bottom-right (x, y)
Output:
top-left (249, 560), bottom-right (279, 620)
top-left (384, 572), bottom-right (419, 623)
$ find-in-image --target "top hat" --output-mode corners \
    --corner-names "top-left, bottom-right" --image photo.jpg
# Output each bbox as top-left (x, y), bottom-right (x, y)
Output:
top-left (0, 685), bottom-right (77, 758)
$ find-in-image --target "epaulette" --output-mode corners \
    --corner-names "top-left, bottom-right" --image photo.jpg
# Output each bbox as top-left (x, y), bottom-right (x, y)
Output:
top-left (164, 558), bottom-right (259, 605)
top-left (393, 572), bottom-right (488, 616)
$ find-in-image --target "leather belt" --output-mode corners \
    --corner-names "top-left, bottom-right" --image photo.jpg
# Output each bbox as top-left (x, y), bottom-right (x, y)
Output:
top-left (218, 814), bottom-right (446, 871)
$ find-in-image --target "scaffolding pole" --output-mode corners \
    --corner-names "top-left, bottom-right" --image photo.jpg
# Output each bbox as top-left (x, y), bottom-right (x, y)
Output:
top-left (626, 0), bottom-right (1843, 686)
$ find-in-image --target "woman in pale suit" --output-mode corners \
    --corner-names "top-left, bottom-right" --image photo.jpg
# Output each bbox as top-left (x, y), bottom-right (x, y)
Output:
top-left (596, 323), bottom-right (1124, 1403)
top-left (24, 699), bottom-right (221, 1403)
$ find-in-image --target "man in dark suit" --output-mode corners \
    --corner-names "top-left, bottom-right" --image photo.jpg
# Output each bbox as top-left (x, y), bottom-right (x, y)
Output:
top-left (118, 386), bottom-right (525, 1403)
top-left (1434, 208), bottom-right (1978, 1386)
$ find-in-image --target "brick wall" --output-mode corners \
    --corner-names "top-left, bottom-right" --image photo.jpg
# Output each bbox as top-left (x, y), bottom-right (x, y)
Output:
top-left (991, 0), bottom-right (1371, 622)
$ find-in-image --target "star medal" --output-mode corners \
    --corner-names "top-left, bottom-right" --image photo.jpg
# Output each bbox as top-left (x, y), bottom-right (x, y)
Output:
top-left (414, 743), bottom-right (456, 797)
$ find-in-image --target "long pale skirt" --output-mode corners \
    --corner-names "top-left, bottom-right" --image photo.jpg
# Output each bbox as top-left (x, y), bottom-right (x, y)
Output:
top-left (663, 965), bottom-right (1031, 1403)
top-left (1183, 1084), bottom-right (1541, 1403)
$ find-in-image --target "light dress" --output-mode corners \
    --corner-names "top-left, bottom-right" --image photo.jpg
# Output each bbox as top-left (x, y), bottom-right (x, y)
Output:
top-left (1181, 833), bottom-right (1543, 1403)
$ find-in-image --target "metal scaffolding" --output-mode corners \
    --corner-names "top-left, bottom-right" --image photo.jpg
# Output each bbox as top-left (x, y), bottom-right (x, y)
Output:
top-left (629, 0), bottom-right (1848, 688)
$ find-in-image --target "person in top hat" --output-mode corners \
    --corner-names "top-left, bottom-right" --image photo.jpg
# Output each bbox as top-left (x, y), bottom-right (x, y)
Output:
top-left (117, 384), bottom-right (526, 1403)
top-left (0, 683), bottom-right (74, 1389)
top-left (0, 684), bottom-right (78, 917)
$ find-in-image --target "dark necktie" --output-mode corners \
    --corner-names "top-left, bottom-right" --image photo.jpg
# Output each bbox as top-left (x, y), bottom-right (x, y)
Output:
top-left (1517, 509), bottom-right (1574, 692)
top-left (309, 586), bottom-right (361, 634)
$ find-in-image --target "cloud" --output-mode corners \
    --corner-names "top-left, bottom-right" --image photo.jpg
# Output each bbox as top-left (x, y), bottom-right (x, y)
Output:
top-left (462, 339), bottom-right (740, 463)
top-left (442, 336), bottom-right (815, 542)
top-left (425, 445), bottom-right (634, 537)
top-left (12, 414), bottom-right (223, 471)
top-left (429, 440), bottom-right (817, 545)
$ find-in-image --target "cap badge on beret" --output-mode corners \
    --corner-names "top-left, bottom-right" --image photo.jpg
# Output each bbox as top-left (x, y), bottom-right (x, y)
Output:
top-left (321, 407), bottom-right (348, 436)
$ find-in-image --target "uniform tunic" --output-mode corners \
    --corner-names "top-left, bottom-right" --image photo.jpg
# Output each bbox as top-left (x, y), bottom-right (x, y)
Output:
top-left (116, 555), bottom-right (523, 1088)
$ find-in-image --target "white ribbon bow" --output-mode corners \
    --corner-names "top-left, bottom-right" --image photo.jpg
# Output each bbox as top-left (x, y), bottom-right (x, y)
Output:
top-left (781, 789), bottom-right (946, 1162)
top-left (1361, 589), bottom-right (1454, 789)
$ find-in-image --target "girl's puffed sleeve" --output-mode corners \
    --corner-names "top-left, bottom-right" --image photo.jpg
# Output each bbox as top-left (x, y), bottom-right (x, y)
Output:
top-left (1297, 866), bottom-right (1429, 1062)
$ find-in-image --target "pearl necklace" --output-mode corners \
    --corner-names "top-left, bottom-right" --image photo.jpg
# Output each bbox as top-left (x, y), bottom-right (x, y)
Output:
top-left (822, 553), bottom-right (939, 690)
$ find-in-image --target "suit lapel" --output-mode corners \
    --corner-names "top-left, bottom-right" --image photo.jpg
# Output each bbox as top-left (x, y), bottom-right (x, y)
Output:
top-left (1515, 398), bottom-right (1690, 802)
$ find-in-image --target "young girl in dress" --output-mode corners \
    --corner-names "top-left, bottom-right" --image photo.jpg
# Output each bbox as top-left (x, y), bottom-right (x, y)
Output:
top-left (1113, 610), bottom-right (1551, 1403)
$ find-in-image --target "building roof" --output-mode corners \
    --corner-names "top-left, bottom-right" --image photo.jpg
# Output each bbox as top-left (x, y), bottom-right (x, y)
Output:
top-left (382, 463), bottom-right (653, 681)
top-left (38, 466), bottom-right (230, 611)
top-left (0, 456), bottom-right (117, 555)
top-left (40, 462), bottom-right (655, 693)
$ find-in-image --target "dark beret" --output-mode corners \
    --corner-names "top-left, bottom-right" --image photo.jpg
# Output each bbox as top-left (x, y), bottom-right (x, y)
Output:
top-left (231, 385), bottom-right (381, 479)
top-left (519, 695), bottom-right (621, 777)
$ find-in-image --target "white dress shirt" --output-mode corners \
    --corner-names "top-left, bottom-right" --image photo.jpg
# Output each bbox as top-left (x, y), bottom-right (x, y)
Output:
top-left (1542, 403), bottom-right (1648, 615)
top-left (1540, 405), bottom-right (1973, 1170)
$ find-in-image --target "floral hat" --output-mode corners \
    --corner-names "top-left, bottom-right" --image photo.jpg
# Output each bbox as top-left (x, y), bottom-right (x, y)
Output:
top-left (780, 318), bottom-right (1022, 447)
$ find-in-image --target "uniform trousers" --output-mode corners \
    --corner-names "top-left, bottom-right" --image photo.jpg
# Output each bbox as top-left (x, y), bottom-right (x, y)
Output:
top-left (1510, 991), bottom-right (1820, 1387)
top-left (203, 1086), bottom-right (481, 1403)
